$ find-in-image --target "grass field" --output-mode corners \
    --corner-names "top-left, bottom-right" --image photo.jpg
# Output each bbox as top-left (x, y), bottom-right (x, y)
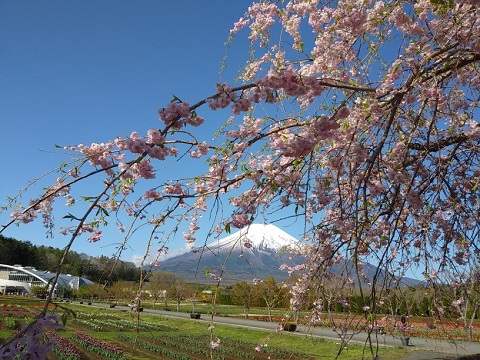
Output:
top-left (0, 296), bottom-right (410, 359)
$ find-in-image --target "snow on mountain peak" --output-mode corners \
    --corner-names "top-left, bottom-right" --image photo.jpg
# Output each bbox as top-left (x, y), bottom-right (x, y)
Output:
top-left (207, 223), bottom-right (300, 253)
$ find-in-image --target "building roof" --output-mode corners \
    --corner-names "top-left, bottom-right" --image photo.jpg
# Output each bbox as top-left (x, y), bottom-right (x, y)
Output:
top-left (1, 264), bottom-right (93, 289)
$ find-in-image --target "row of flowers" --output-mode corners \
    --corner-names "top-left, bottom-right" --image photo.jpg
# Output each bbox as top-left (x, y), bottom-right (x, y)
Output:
top-left (72, 316), bottom-right (179, 333)
top-left (376, 318), bottom-right (480, 342)
top-left (403, 326), bottom-right (480, 342)
top-left (1, 304), bottom-right (37, 319)
top-left (73, 318), bottom-right (104, 331)
top-left (116, 319), bottom-right (178, 331)
top-left (1, 304), bottom-right (28, 311)
top-left (117, 334), bottom-right (194, 360)
top-left (72, 332), bottom-right (126, 360)
top-left (91, 319), bottom-right (123, 331)
top-left (134, 332), bottom-right (310, 359)
top-left (119, 333), bottom-right (264, 359)
top-left (44, 329), bottom-right (81, 360)
top-left (76, 311), bottom-right (121, 320)
top-left (158, 334), bottom-right (255, 358)
top-left (218, 335), bottom-right (310, 358)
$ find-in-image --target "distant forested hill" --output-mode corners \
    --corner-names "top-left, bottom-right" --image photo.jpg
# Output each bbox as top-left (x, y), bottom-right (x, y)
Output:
top-left (0, 234), bottom-right (141, 284)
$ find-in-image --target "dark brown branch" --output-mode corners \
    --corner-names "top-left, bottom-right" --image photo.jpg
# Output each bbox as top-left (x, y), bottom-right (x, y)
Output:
top-left (408, 133), bottom-right (470, 152)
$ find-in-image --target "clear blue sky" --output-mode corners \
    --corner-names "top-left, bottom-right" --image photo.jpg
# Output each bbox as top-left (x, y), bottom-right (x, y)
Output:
top-left (0, 1), bottom-right (268, 264)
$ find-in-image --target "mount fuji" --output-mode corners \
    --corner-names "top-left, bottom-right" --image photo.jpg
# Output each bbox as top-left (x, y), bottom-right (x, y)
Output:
top-left (151, 223), bottom-right (424, 287)
top-left (201, 223), bottom-right (301, 253)
top-left (152, 224), bottom-right (304, 283)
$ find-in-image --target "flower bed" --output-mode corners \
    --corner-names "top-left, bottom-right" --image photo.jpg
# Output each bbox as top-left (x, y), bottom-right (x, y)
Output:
top-left (91, 319), bottom-right (125, 331)
top-left (1, 304), bottom-right (37, 318)
top-left (158, 333), bottom-right (314, 359)
top-left (72, 332), bottom-right (126, 360)
top-left (118, 334), bottom-right (196, 359)
top-left (115, 319), bottom-right (178, 331)
top-left (44, 329), bottom-right (81, 360)
top-left (277, 314), bottom-right (480, 342)
top-left (76, 311), bottom-right (121, 320)
top-left (73, 319), bottom-right (104, 331)
top-left (403, 321), bottom-right (480, 342)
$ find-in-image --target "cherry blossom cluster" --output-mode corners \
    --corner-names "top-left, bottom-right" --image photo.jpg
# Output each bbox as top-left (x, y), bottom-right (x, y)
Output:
top-left (10, 178), bottom-right (71, 236)
top-left (115, 131), bottom-right (177, 161)
top-left (158, 101), bottom-right (204, 129)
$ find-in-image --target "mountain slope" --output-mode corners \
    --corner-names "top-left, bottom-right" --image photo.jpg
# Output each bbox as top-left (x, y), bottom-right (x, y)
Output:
top-left (154, 224), bottom-right (302, 283)
top-left (153, 224), bottom-right (424, 287)
top-left (202, 223), bottom-right (300, 253)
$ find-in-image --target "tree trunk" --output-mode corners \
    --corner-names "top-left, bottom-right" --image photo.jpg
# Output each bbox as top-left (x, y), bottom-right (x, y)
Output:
top-left (267, 303), bottom-right (272, 322)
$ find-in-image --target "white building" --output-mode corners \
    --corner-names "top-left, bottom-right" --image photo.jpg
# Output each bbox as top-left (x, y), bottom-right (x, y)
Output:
top-left (0, 264), bottom-right (93, 297)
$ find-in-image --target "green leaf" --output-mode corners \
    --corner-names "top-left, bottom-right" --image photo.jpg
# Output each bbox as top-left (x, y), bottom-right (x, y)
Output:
top-left (61, 312), bottom-right (68, 326)
top-left (270, 181), bottom-right (278, 192)
top-left (431, 0), bottom-right (453, 6)
top-left (225, 223), bottom-right (231, 234)
top-left (205, 268), bottom-right (210, 278)
top-left (63, 213), bottom-right (80, 221)
top-left (68, 308), bottom-right (77, 318)
top-left (171, 94), bottom-right (182, 103)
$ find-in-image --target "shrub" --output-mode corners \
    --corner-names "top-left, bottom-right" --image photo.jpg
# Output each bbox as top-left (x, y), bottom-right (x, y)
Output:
top-left (4, 317), bottom-right (16, 330)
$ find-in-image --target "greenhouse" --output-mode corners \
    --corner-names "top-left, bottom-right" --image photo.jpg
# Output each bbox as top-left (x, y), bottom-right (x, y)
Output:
top-left (0, 263), bottom-right (92, 297)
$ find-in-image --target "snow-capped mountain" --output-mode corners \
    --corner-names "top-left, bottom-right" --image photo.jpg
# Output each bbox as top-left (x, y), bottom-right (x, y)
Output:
top-left (151, 224), bottom-right (424, 287)
top-left (153, 223), bottom-right (303, 283)
top-left (204, 223), bottom-right (301, 254)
